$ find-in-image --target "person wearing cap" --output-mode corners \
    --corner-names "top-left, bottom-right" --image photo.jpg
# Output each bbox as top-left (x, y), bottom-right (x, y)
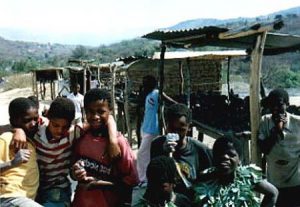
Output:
top-left (258, 88), bottom-right (300, 207)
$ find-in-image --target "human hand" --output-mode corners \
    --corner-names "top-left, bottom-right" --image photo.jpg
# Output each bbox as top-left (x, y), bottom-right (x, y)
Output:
top-left (10, 128), bottom-right (28, 149)
top-left (272, 113), bottom-right (287, 131)
top-left (11, 149), bottom-right (31, 167)
top-left (72, 160), bottom-right (95, 182)
top-left (163, 134), bottom-right (179, 156)
top-left (79, 179), bottom-right (114, 190)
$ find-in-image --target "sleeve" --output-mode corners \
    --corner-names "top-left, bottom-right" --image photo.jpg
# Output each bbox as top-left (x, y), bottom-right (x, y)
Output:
top-left (0, 136), bottom-right (9, 163)
top-left (238, 164), bottom-right (263, 185)
top-left (116, 134), bottom-right (139, 186)
top-left (80, 95), bottom-right (84, 108)
top-left (258, 116), bottom-right (270, 141)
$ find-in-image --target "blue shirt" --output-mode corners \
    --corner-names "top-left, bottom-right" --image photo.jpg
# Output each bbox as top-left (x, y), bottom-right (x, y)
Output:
top-left (141, 89), bottom-right (159, 135)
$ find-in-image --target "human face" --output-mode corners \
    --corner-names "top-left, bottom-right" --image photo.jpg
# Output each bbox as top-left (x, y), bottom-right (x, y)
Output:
top-left (270, 100), bottom-right (287, 122)
top-left (13, 107), bottom-right (39, 138)
top-left (85, 100), bottom-right (110, 130)
top-left (214, 146), bottom-right (240, 175)
top-left (73, 85), bottom-right (80, 94)
top-left (47, 118), bottom-right (71, 140)
top-left (167, 115), bottom-right (189, 140)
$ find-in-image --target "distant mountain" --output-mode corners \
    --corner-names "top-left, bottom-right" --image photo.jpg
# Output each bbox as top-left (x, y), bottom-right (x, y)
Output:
top-left (0, 35), bottom-right (76, 61)
top-left (164, 6), bottom-right (300, 31)
top-left (0, 5), bottom-right (300, 72)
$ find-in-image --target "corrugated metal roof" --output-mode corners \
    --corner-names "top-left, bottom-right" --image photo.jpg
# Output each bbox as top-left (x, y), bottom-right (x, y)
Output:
top-left (152, 50), bottom-right (247, 60)
top-left (143, 20), bottom-right (300, 55)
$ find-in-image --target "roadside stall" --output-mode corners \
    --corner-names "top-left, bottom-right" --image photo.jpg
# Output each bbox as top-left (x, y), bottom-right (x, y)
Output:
top-left (121, 51), bottom-right (247, 146)
top-left (32, 67), bottom-right (64, 100)
top-left (66, 59), bottom-right (125, 118)
top-left (143, 19), bottom-right (300, 165)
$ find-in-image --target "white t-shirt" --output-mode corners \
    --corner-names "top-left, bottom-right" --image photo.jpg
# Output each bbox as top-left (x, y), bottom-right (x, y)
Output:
top-left (67, 92), bottom-right (84, 120)
top-left (259, 112), bottom-right (300, 188)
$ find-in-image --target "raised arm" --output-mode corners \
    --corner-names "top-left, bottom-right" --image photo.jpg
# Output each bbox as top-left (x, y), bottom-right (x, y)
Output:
top-left (107, 115), bottom-right (121, 159)
top-left (162, 92), bottom-right (177, 104)
top-left (10, 128), bottom-right (28, 149)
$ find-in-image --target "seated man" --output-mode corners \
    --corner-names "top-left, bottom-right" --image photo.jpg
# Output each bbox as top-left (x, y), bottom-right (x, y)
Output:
top-left (133, 156), bottom-right (191, 207)
top-left (0, 97), bottom-right (41, 207)
top-left (151, 103), bottom-right (213, 199)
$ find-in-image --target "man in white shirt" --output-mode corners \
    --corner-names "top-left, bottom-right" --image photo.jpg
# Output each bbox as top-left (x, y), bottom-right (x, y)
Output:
top-left (67, 83), bottom-right (84, 125)
top-left (258, 88), bottom-right (300, 207)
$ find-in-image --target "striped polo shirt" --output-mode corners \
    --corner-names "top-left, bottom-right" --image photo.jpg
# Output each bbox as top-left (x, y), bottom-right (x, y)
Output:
top-left (33, 124), bottom-right (78, 191)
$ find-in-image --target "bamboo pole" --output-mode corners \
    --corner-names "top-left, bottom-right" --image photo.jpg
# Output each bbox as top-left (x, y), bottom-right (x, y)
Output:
top-left (249, 31), bottom-right (267, 166)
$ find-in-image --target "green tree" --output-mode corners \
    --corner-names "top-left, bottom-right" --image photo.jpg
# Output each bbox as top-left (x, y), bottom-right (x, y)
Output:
top-left (72, 45), bottom-right (88, 59)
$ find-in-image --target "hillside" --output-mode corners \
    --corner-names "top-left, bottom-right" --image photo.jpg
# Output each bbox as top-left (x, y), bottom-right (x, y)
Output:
top-left (0, 6), bottom-right (300, 88)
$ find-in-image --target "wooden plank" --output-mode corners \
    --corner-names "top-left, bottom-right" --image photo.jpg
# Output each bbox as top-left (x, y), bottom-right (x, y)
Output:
top-left (249, 32), bottom-right (267, 166)
top-left (192, 120), bottom-right (223, 139)
top-left (219, 20), bottom-right (283, 39)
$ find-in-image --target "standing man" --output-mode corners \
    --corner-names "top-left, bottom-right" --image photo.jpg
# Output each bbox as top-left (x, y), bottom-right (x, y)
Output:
top-left (67, 83), bottom-right (84, 125)
top-left (137, 76), bottom-right (160, 184)
top-left (258, 88), bottom-right (300, 207)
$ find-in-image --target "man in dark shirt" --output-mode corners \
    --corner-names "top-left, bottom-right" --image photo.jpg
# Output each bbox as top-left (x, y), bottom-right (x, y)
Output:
top-left (151, 103), bottom-right (212, 199)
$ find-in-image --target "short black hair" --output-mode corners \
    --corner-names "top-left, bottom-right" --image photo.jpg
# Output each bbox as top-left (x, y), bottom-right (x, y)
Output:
top-left (9, 97), bottom-right (37, 124)
top-left (266, 88), bottom-right (289, 107)
top-left (27, 95), bottom-right (39, 108)
top-left (213, 136), bottom-right (243, 162)
top-left (147, 156), bottom-right (177, 185)
top-left (143, 75), bottom-right (157, 90)
top-left (165, 103), bottom-right (191, 123)
top-left (47, 97), bottom-right (75, 123)
top-left (84, 88), bottom-right (112, 110)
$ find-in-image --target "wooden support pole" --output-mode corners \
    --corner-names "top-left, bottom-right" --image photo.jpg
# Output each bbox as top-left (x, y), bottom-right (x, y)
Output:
top-left (179, 61), bottom-right (184, 95)
top-left (227, 57), bottom-right (231, 97)
top-left (186, 58), bottom-right (191, 108)
top-left (158, 43), bottom-right (166, 134)
top-left (249, 31), bottom-right (267, 166)
top-left (124, 72), bottom-right (132, 145)
top-left (83, 68), bottom-right (87, 94)
top-left (111, 65), bottom-right (116, 119)
top-left (98, 67), bottom-right (101, 88)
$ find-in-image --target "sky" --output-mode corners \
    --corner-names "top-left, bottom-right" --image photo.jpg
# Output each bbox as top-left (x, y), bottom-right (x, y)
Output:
top-left (0, 0), bottom-right (300, 46)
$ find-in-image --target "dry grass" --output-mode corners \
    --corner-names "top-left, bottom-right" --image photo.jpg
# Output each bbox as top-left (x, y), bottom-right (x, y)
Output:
top-left (2, 73), bottom-right (32, 91)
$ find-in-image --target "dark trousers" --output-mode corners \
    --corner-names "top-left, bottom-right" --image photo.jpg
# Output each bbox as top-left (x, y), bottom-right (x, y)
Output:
top-left (276, 185), bottom-right (300, 207)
